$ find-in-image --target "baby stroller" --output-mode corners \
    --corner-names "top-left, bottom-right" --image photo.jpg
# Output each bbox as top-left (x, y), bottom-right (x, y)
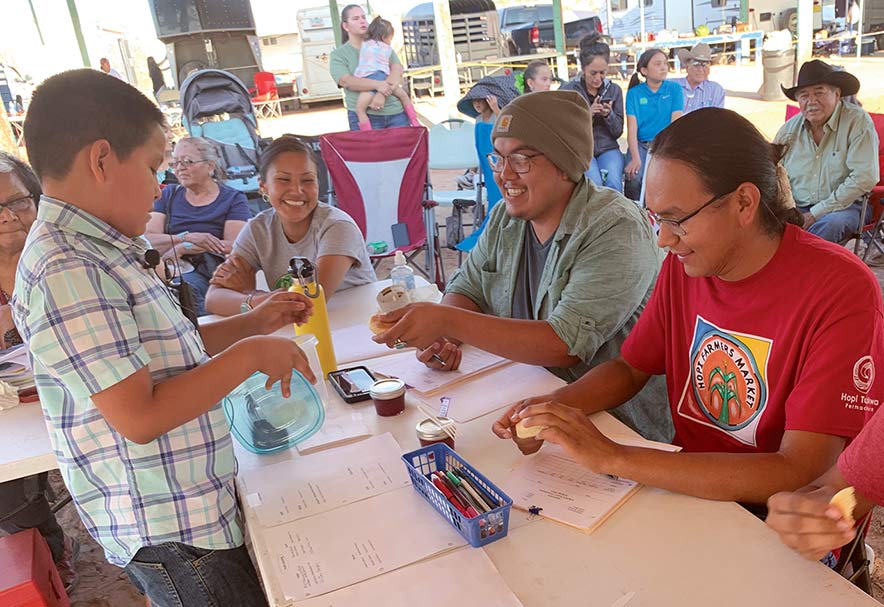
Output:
top-left (179, 69), bottom-right (265, 202)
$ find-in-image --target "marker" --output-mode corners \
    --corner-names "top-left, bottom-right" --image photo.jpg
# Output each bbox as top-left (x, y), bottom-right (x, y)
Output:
top-left (434, 472), bottom-right (479, 518)
top-left (430, 475), bottom-right (471, 518)
top-left (445, 470), bottom-right (487, 513)
top-left (454, 468), bottom-right (498, 510)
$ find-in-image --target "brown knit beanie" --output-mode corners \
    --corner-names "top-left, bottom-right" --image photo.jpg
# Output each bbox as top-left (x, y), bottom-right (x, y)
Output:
top-left (491, 90), bottom-right (594, 182)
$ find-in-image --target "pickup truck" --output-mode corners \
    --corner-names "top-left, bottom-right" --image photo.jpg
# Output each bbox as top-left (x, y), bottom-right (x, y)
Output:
top-left (499, 4), bottom-right (604, 55)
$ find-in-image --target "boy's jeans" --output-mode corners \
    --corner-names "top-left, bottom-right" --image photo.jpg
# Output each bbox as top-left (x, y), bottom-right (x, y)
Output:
top-left (124, 542), bottom-right (267, 607)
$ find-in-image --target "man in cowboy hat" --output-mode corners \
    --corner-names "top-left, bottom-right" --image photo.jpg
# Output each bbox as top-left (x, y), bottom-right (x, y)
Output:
top-left (775, 60), bottom-right (879, 243)
top-left (674, 43), bottom-right (725, 114)
top-left (373, 90), bottom-right (672, 443)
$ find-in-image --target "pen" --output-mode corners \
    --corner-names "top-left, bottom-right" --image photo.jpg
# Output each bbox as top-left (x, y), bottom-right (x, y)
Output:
top-left (445, 470), bottom-right (487, 513)
top-left (457, 468), bottom-right (500, 509)
top-left (430, 474), bottom-right (473, 518)
top-left (431, 354), bottom-right (446, 367)
top-left (451, 469), bottom-right (494, 512)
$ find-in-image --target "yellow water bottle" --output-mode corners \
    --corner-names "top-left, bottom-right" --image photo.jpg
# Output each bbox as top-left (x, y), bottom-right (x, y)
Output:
top-left (288, 257), bottom-right (337, 376)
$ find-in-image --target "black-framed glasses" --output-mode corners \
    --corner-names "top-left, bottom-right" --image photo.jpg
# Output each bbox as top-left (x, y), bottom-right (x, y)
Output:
top-left (0, 194), bottom-right (36, 216)
top-left (171, 158), bottom-right (209, 169)
top-left (649, 191), bottom-right (731, 237)
top-left (486, 152), bottom-right (544, 174)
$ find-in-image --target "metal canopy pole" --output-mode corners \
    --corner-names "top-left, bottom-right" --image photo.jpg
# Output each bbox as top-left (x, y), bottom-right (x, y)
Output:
top-left (856, 0), bottom-right (864, 60)
top-left (65, 0), bottom-right (90, 67)
top-left (552, 0), bottom-right (568, 81)
top-left (796, 0), bottom-right (814, 66)
top-left (329, 0), bottom-right (342, 47)
top-left (432, 0), bottom-right (460, 103)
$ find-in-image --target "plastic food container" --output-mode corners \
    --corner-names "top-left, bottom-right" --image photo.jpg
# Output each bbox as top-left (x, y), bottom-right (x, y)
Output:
top-left (223, 371), bottom-right (325, 454)
top-left (369, 378), bottom-right (406, 417)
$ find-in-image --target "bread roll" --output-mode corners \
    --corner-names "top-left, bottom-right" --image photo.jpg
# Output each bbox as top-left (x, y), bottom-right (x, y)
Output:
top-left (368, 314), bottom-right (395, 336)
top-left (829, 486), bottom-right (857, 525)
top-left (515, 419), bottom-right (545, 440)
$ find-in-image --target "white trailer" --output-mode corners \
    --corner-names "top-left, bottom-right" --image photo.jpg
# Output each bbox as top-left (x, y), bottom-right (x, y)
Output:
top-left (599, 0), bottom-right (742, 40)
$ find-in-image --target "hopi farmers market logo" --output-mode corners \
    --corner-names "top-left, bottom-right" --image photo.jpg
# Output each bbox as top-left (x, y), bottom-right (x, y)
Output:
top-left (680, 317), bottom-right (772, 447)
top-left (853, 355), bottom-right (874, 394)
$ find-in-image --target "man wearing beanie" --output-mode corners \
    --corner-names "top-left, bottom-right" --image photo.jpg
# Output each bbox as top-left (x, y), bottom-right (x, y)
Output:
top-left (374, 90), bottom-right (671, 442)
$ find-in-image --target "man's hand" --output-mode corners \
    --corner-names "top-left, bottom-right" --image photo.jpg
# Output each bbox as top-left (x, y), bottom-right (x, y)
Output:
top-left (766, 486), bottom-right (857, 561)
top-left (372, 302), bottom-right (450, 351)
top-left (625, 157), bottom-right (642, 181)
top-left (513, 402), bottom-right (624, 474)
top-left (248, 290), bottom-right (313, 335)
top-left (416, 338), bottom-right (462, 371)
top-left (248, 335), bottom-right (317, 396)
top-left (491, 395), bottom-right (557, 456)
top-left (210, 253), bottom-right (254, 291)
top-left (801, 210), bottom-right (817, 230)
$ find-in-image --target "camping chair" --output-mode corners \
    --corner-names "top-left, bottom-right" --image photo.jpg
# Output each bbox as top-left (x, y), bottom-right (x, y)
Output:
top-left (833, 512), bottom-right (874, 595)
top-left (320, 127), bottom-right (445, 288)
top-left (428, 119), bottom-right (482, 255)
top-left (454, 121), bottom-right (501, 255)
top-left (250, 71), bottom-right (281, 119)
top-left (784, 105), bottom-right (878, 256)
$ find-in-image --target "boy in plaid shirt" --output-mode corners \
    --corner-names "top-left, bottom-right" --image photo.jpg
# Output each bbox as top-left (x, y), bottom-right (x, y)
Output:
top-left (12, 69), bottom-right (314, 606)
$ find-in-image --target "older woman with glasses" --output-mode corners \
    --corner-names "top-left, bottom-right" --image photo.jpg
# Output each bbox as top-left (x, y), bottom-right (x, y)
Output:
top-left (145, 136), bottom-right (252, 316)
top-left (494, 108), bottom-right (884, 518)
top-left (0, 151), bottom-right (80, 592)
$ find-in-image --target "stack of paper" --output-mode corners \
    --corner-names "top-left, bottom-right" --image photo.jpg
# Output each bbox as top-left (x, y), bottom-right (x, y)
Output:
top-left (368, 345), bottom-right (509, 396)
top-left (239, 434), bottom-right (469, 601)
top-left (503, 437), bottom-right (680, 533)
top-left (0, 345), bottom-right (34, 393)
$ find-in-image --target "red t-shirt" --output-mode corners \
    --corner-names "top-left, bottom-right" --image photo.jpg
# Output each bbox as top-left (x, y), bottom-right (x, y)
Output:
top-left (838, 407), bottom-right (884, 505)
top-left (622, 225), bottom-right (884, 453)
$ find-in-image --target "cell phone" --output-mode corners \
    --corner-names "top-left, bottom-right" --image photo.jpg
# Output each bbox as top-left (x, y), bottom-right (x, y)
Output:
top-left (328, 366), bottom-right (378, 403)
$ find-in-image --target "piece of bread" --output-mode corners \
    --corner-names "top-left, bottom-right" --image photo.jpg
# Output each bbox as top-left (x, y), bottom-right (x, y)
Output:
top-left (515, 419), bottom-right (545, 440)
top-left (829, 486), bottom-right (857, 525)
top-left (368, 313), bottom-right (395, 336)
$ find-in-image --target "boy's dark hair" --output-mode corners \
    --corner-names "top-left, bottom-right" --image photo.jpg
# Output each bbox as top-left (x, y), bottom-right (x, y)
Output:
top-left (0, 152), bottom-right (41, 203)
top-left (23, 69), bottom-right (166, 181)
top-left (258, 134), bottom-right (317, 181)
top-left (366, 16), bottom-right (394, 42)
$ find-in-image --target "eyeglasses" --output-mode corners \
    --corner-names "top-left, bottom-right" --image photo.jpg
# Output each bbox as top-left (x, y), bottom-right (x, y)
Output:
top-left (486, 152), bottom-right (544, 174)
top-left (649, 191), bottom-right (731, 237)
top-left (0, 194), bottom-right (36, 216)
top-left (171, 159), bottom-right (209, 169)
top-left (689, 61), bottom-right (711, 68)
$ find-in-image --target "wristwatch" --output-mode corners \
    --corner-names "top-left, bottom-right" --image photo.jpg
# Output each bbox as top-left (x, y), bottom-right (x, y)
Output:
top-left (240, 293), bottom-right (254, 314)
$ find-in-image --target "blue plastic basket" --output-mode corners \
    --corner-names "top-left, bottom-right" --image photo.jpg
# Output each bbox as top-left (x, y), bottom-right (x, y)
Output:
top-left (401, 443), bottom-right (512, 548)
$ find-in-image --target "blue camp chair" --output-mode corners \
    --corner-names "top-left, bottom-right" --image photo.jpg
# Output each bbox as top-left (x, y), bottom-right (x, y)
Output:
top-left (455, 121), bottom-right (501, 253)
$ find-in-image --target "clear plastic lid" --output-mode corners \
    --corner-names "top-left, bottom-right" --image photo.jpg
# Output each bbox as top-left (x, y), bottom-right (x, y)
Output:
top-left (223, 371), bottom-right (325, 454)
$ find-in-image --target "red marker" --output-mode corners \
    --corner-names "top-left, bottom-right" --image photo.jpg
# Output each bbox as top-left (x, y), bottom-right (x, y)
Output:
top-left (431, 474), bottom-right (475, 518)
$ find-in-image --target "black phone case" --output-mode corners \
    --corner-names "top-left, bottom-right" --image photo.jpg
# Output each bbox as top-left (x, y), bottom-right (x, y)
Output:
top-left (328, 366), bottom-right (377, 403)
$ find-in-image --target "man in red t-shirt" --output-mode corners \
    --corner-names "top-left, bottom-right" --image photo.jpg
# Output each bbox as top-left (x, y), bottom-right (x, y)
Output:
top-left (766, 406), bottom-right (884, 560)
top-left (492, 110), bottom-right (884, 507)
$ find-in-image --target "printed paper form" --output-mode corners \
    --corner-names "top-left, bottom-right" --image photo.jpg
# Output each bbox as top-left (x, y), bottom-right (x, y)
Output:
top-left (265, 486), bottom-right (467, 601)
top-left (332, 324), bottom-right (407, 365)
top-left (239, 433), bottom-right (411, 528)
top-left (368, 345), bottom-right (509, 395)
top-left (296, 411), bottom-right (371, 455)
top-left (433, 363), bottom-right (567, 423)
top-left (503, 439), bottom-right (680, 533)
top-left (294, 547), bottom-right (523, 607)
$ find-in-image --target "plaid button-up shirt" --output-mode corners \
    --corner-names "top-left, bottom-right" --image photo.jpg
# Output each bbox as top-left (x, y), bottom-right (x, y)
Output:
top-left (12, 197), bottom-right (241, 566)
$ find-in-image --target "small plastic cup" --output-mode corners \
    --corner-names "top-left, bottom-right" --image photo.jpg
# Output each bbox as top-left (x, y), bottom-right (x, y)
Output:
top-left (293, 334), bottom-right (328, 404)
top-left (370, 378), bottom-right (406, 417)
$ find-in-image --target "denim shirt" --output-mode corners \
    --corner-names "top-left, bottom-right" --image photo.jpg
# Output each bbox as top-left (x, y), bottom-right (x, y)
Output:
top-left (447, 179), bottom-right (673, 442)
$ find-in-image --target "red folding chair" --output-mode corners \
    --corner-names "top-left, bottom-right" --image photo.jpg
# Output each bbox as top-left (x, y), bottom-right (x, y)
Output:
top-left (250, 71), bottom-right (278, 102)
top-left (320, 127), bottom-right (445, 288)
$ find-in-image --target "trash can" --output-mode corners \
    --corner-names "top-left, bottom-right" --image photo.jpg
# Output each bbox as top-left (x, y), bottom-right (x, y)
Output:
top-left (760, 48), bottom-right (795, 102)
